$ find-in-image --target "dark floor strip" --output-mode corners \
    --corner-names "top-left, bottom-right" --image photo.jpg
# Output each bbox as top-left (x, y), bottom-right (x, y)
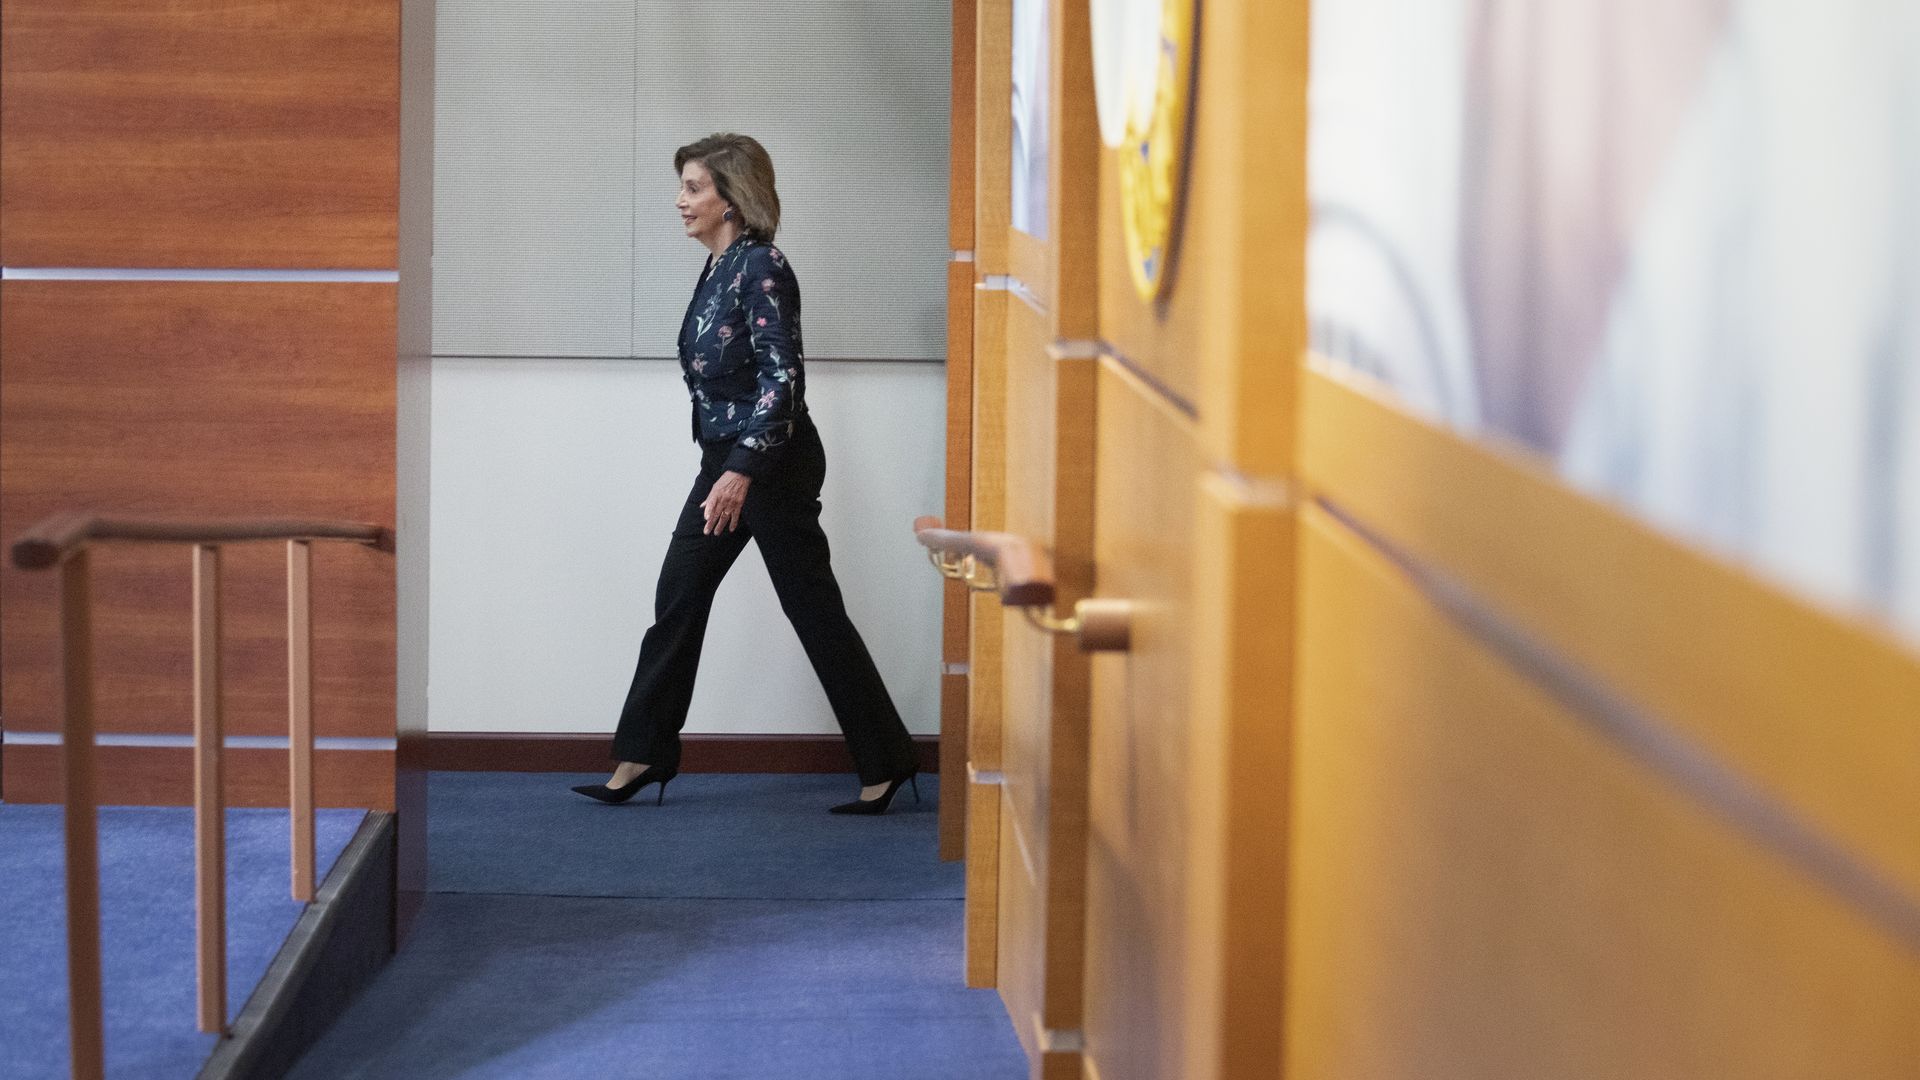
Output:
top-left (200, 813), bottom-right (396, 1080)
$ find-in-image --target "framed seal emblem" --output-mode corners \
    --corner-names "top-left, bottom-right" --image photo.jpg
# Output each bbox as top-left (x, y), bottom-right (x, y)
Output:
top-left (1091, 0), bottom-right (1198, 302)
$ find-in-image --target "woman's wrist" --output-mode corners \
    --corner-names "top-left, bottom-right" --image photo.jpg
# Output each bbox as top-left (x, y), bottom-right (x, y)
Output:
top-left (721, 443), bottom-right (772, 479)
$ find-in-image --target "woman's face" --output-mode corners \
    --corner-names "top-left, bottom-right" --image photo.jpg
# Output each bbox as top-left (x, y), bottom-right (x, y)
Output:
top-left (676, 160), bottom-right (730, 244)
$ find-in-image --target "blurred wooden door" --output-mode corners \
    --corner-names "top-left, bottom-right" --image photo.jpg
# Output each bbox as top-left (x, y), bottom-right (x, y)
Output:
top-left (950, 1), bottom-right (1306, 1077)
top-left (1077, 2), bottom-right (1305, 1079)
top-left (954, 2), bottom-right (1920, 1078)
top-left (952, 0), bottom-right (1103, 1076)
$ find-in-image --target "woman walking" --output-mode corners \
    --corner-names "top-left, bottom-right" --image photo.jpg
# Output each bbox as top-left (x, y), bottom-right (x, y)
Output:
top-left (571, 133), bottom-right (921, 815)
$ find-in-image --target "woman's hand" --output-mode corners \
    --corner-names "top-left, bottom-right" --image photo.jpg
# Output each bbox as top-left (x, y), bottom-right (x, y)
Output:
top-left (702, 470), bottom-right (752, 534)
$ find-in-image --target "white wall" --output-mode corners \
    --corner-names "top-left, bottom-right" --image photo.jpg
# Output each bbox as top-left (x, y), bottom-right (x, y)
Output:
top-left (428, 357), bottom-right (947, 736)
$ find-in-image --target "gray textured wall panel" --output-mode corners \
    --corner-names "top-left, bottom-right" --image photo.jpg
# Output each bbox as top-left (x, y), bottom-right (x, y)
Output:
top-left (634, 1), bottom-right (953, 361)
top-left (434, 1), bottom-right (951, 361)
top-left (435, 1), bottom-right (638, 356)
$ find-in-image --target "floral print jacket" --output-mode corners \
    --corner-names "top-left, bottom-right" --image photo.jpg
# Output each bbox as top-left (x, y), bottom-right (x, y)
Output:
top-left (677, 234), bottom-right (810, 479)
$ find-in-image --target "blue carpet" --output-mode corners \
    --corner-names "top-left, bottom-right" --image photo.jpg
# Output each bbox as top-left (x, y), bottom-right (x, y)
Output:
top-left (0, 804), bottom-right (364, 1080)
top-left (291, 772), bottom-right (1024, 1080)
top-left (286, 893), bottom-right (1021, 1080)
top-left (429, 772), bottom-right (962, 900)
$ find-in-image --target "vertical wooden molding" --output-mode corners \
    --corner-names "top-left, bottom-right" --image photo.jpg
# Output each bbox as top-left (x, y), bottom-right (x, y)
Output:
top-left (193, 544), bottom-right (227, 1034)
top-left (287, 540), bottom-right (315, 902)
top-left (1197, 0), bottom-right (1309, 473)
top-left (966, 778), bottom-right (1004, 988)
top-left (1183, 477), bottom-right (1295, 1080)
top-left (945, 262), bottom-right (980, 626)
top-left (950, 0), bottom-right (979, 252)
top-left (941, 253), bottom-right (979, 862)
top-left (939, 672), bottom-right (971, 861)
top-left (1040, 356), bottom-right (1098, 1033)
top-left (1184, 2), bottom-right (1311, 1076)
top-left (941, 0), bottom-right (985, 865)
top-left (966, 0), bottom-right (1013, 1002)
top-left (60, 550), bottom-right (106, 1080)
top-left (1050, 0), bottom-right (1100, 341)
top-left (974, 0), bottom-right (1014, 275)
top-left (969, 287), bottom-right (1011, 771)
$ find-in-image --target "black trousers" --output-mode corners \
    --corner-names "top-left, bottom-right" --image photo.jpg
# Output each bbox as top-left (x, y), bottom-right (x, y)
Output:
top-left (611, 423), bottom-right (918, 786)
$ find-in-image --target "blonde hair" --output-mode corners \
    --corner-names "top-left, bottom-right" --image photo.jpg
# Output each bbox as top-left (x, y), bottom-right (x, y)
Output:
top-left (675, 133), bottom-right (781, 242)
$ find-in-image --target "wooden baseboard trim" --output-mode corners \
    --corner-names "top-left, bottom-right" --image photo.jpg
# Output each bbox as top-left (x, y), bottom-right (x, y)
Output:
top-left (427, 732), bottom-right (941, 774)
top-left (198, 811), bottom-right (396, 1080)
top-left (1, 744), bottom-right (395, 807)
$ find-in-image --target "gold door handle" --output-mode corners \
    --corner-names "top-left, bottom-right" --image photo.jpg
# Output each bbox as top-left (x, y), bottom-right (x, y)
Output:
top-left (924, 546), bottom-right (1002, 592)
top-left (914, 515), bottom-right (1132, 653)
top-left (926, 547), bottom-right (967, 579)
top-left (961, 555), bottom-right (1000, 593)
top-left (1021, 598), bottom-right (1132, 653)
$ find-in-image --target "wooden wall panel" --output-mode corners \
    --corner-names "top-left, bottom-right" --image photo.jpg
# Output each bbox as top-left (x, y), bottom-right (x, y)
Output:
top-left (1082, 358), bottom-right (1202, 1080)
top-left (1095, 147), bottom-right (1201, 409)
top-left (0, 282), bottom-right (397, 753)
top-left (1090, 13), bottom-right (1209, 411)
top-left (1094, 0), bottom-right (1303, 452)
top-left (3, 745), bottom-right (394, 810)
top-left (1286, 505), bottom-right (1920, 1079)
top-left (0, 0), bottom-right (399, 268)
top-left (1300, 367), bottom-right (1920, 899)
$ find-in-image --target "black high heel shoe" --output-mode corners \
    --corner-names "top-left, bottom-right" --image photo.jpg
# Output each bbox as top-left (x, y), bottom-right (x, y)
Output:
top-left (571, 764), bottom-right (676, 805)
top-left (829, 769), bottom-right (921, 815)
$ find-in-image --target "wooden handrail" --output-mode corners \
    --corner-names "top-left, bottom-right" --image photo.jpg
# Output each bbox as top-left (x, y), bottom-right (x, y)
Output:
top-left (912, 515), bottom-right (1055, 607)
top-left (8, 512), bottom-right (394, 1076)
top-left (10, 513), bottom-right (393, 570)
